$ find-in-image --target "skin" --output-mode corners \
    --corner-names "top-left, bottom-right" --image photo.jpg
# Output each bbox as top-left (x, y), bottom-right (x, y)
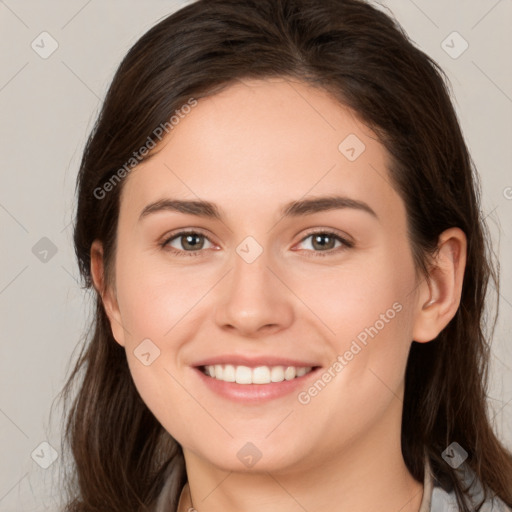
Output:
top-left (91, 78), bottom-right (467, 512)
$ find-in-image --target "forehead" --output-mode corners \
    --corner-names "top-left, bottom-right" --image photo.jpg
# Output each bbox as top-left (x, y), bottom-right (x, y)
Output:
top-left (120, 78), bottom-right (403, 226)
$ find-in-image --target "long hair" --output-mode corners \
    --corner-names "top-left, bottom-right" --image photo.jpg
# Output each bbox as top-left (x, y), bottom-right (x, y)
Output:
top-left (58, 0), bottom-right (512, 510)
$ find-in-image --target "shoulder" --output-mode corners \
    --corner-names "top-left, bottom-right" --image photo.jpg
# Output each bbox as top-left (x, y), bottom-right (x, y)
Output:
top-left (428, 460), bottom-right (511, 512)
top-left (430, 485), bottom-right (511, 511)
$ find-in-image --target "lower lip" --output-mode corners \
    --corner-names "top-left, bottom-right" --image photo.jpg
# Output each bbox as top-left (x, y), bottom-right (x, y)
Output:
top-left (192, 366), bottom-right (322, 403)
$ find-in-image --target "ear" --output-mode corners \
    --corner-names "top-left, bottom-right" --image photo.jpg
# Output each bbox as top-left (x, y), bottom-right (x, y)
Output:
top-left (90, 240), bottom-right (126, 347)
top-left (412, 227), bottom-right (467, 343)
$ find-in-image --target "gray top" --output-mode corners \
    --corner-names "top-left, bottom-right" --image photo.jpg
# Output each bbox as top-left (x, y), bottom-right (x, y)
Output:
top-left (419, 457), bottom-right (511, 512)
top-left (153, 456), bottom-right (511, 511)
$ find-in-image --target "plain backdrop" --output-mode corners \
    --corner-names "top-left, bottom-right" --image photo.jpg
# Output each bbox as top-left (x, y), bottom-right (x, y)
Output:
top-left (0, 0), bottom-right (511, 510)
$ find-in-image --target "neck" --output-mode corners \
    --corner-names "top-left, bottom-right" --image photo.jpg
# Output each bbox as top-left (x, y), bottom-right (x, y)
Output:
top-left (178, 404), bottom-right (424, 512)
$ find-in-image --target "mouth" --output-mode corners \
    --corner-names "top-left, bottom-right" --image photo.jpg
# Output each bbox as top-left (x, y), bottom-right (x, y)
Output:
top-left (192, 362), bottom-right (323, 403)
top-left (199, 364), bottom-right (318, 384)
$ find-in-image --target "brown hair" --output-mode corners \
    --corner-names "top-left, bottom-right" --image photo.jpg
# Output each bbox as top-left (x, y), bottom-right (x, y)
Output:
top-left (59, 0), bottom-right (512, 510)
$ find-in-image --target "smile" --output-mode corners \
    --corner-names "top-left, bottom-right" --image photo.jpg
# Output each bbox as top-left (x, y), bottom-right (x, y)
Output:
top-left (201, 364), bottom-right (314, 384)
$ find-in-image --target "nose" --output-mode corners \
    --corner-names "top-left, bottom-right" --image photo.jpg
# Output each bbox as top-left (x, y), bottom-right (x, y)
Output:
top-left (214, 247), bottom-right (294, 337)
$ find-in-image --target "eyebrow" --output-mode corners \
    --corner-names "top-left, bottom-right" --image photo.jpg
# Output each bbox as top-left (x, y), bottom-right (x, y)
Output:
top-left (138, 195), bottom-right (378, 222)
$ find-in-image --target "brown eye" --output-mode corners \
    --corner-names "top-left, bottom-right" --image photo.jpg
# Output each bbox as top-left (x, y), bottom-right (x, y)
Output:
top-left (162, 231), bottom-right (214, 256)
top-left (296, 230), bottom-right (353, 256)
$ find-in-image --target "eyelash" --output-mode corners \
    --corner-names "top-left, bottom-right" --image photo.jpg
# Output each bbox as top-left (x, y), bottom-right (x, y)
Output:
top-left (160, 229), bottom-right (354, 258)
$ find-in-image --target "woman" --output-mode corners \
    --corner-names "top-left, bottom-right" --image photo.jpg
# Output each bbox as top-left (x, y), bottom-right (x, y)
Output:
top-left (59, 0), bottom-right (512, 510)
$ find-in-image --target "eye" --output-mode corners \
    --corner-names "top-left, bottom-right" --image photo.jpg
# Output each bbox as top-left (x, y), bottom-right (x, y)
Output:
top-left (161, 230), bottom-right (215, 257)
top-left (295, 230), bottom-right (353, 256)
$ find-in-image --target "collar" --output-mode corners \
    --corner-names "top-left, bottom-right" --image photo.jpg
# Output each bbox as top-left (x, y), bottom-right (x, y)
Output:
top-left (419, 456), bottom-right (511, 512)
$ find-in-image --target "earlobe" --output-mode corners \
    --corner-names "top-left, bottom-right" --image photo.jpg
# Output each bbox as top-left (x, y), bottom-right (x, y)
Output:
top-left (90, 240), bottom-right (126, 347)
top-left (412, 227), bottom-right (467, 343)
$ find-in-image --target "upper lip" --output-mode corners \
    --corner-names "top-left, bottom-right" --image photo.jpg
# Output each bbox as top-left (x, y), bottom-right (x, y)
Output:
top-left (193, 355), bottom-right (321, 368)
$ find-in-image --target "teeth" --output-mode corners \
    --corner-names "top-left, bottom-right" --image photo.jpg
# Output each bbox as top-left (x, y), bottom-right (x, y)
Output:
top-left (252, 366), bottom-right (270, 384)
top-left (223, 364), bottom-right (236, 382)
top-left (235, 365), bottom-right (252, 384)
top-left (271, 366), bottom-right (285, 382)
top-left (204, 364), bottom-right (313, 384)
top-left (296, 367), bottom-right (307, 377)
top-left (284, 366), bottom-right (296, 380)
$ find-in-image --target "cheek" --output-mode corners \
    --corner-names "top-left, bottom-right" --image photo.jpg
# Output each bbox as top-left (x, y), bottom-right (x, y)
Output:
top-left (299, 252), bottom-right (413, 343)
top-left (300, 247), bottom-right (417, 396)
top-left (114, 248), bottom-right (210, 345)
top-left (293, 277), bottom-right (415, 449)
top-left (124, 357), bottom-right (204, 450)
top-left (112, 252), bottom-right (216, 428)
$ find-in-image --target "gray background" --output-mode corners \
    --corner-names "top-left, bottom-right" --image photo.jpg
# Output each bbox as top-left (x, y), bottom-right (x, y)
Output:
top-left (0, 0), bottom-right (511, 510)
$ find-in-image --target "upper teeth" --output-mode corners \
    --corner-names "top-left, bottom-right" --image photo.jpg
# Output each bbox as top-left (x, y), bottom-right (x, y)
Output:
top-left (204, 365), bottom-right (313, 384)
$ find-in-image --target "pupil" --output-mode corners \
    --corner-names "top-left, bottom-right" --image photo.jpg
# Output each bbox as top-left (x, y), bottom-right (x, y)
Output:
top-left (184, 234), bottom-right (203, 250)
top-left (314, 234), bottom-right (333, 250)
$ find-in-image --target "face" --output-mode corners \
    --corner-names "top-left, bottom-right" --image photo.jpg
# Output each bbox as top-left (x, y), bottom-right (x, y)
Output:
top-left (99, 78), bottom-right (430, 474)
